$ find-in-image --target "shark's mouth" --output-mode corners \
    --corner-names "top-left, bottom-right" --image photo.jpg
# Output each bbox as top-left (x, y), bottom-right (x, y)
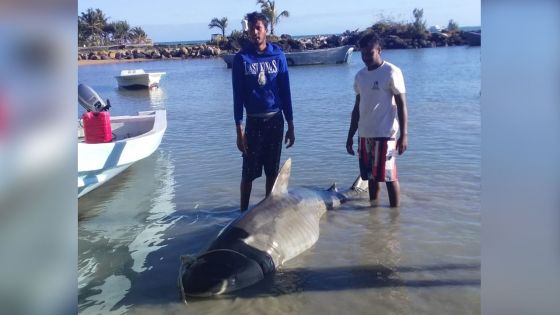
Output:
top-left (178, 249), bottom-right (265, 300)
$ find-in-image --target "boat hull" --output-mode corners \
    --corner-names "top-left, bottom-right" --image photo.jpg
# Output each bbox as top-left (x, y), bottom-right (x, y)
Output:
top-left (115, 73), bottom-right (165, 89)
top-left (463, 31), bottom-right (481, 46)
top-left (78, 164), bottom-right (132, 197)
top-left (222, 45), bottom-right (354, 68)
top-left (77, 110), bottom-right (166, 198)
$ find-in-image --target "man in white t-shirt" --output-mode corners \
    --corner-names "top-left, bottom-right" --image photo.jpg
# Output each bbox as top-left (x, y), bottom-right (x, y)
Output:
top-left (346, 32), bottom-right (409, 207)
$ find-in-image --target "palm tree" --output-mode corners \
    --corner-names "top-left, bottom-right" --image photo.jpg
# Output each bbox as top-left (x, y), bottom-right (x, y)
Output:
top-left (447, 19), bottom-right (460, 32)
top-left (412, 8), bottom-right (426, 33)
top-left (111, 20), bottom-right (131, 44)
top-left (208, 17), bottom-right (228, 37)
top-left (130, 27), bottom-right (148, 44)
top-left (256, 0), bottom-right (289, 35)
top-left (79, 8), bottom-right (108, 46)
top-left (78, 19), bottom-right (90, 46)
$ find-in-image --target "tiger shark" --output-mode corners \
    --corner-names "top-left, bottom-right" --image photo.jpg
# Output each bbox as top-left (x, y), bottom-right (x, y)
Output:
top-left (178, 158), bottom-right (367, 301)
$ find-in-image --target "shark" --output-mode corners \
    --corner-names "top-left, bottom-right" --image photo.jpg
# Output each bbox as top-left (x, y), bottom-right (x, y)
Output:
top-left (178, 158), bottom-right (367, 301)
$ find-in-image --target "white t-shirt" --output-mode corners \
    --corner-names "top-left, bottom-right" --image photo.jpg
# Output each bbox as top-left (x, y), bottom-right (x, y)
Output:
top-left (353, 61), bottom-right (406, 138)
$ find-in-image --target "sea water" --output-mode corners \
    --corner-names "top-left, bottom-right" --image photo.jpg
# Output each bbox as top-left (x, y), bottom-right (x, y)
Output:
top-left (78, 46), bottom-right (480, 314)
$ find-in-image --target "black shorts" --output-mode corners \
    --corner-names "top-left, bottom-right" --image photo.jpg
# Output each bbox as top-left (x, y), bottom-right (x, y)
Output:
top-left (242, 112), bottom-right (284, 182)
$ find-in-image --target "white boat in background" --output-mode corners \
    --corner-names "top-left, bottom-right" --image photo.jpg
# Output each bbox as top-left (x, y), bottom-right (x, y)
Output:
top-left (115, 69), bottom-right (166, 89)
top-left (222, 45), bottom-right (354, 68)
top-left (78, 109), bottom-right (167, 198)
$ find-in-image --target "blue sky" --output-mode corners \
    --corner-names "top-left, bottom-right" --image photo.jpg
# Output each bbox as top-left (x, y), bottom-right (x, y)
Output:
top-left (78, 0), bottom-right (481, 42)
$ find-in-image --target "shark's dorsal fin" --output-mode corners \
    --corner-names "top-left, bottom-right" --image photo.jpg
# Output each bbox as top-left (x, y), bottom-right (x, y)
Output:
top-left (270, 158), bottom-right (291, 196)
top-left (328, 182), bottom-right (338, 192)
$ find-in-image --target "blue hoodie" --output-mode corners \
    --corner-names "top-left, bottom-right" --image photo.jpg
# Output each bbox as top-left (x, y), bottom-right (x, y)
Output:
top-left (232, 43), bottom-right (293, 125)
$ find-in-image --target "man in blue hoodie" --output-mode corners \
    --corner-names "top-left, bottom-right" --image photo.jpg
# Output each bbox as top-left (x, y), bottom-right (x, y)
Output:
top-left (232, 12), bottom-right (295, 212)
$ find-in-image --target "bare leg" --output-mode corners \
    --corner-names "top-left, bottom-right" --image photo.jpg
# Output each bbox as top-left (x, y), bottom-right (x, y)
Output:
top-left (386, 181), bottom-right (400, 207)
top-left (240, 179), bottom-right (252, 212)
top-left (368, 179), bottom-right (380, 205)
top-left (265, 174), bottom-right (277, 196)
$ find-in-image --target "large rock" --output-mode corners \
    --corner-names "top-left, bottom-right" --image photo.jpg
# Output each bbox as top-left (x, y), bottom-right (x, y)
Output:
top-left (170, 49), bottom-right (181, 58)
top-left (133, 52), bottom-right (146, 59)
top-left (326, 35), bottom-right (342, 48)
top-left (161, 49), bottom-right (171, 58)
top-left (384, 35), bottom-right (407, 49)
top-left (280, 34), bottom-right (292, 40)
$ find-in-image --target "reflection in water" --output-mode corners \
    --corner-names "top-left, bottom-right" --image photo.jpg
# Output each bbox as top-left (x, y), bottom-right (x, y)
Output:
top-left (148, 87), bottom-right (165, 109)
top-left (115, 87), bottom-right (166, 110)
top-left (78, 152), bottom-right (176, 314)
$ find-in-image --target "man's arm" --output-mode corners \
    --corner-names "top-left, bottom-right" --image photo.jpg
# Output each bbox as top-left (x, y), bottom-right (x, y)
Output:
top-left (346, 94), bottom-right (360, 155)
top-left (232, 54), bottom-right (247, 154)
top-left (278, 54), bottom-right (295, 148)
top-left (394, 93), bottom-right (408, 155)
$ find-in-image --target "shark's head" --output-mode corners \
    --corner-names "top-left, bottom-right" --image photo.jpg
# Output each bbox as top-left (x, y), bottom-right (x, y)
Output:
top-left (179, 249), bottom-right (264, 297)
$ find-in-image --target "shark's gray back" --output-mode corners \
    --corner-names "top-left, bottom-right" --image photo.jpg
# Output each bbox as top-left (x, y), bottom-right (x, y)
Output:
top-left (227, 187), bottom-right (327, 267)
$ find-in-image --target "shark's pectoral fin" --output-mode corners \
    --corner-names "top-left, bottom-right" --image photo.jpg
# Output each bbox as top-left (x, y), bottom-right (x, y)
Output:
top-left (270, 158), bottom-right (292, 196)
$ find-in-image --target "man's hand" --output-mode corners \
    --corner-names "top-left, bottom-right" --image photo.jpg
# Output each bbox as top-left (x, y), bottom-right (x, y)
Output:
top-left (285, 127), bottom-right (295, 148)
top-left (397, 134), bottom-right (408, 155)
top-left (346, 137), bottom-right (355, 155)
top-left (237, 133), bottom-right (247, 155)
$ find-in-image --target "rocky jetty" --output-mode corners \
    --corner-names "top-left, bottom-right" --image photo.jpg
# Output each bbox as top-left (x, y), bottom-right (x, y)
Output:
top-left (78, 30), bottom-right (478, 63)
top-left (78, 44), bottom-right (222, 62)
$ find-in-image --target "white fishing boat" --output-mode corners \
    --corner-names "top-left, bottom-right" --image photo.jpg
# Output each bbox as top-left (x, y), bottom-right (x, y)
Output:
top-left (78, 81), bottom-right (166, 198)
top-left (78, 109), bottom-right (167, 197)
top-left (115, 69), bottom-right (166, 89)
top-left (222, 45), bottom-right (354, 68)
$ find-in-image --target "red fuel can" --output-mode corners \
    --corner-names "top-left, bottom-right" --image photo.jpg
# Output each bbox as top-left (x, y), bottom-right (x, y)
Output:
top-left (82, 111), bottom-right (112, 143)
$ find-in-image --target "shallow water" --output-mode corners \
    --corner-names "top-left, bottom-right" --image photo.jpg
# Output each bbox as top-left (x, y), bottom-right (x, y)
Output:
top-left (78, 46), bottom-right (480, 314)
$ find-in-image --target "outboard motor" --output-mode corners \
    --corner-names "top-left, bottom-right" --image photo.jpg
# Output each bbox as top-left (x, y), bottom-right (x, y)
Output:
top-left (78, 83), bottom-right (111, 112)
top-left (78, 84), bottom-right (113, 143)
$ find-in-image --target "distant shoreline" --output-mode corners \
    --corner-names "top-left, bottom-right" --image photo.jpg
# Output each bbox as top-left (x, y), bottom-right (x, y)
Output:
top-left (151, 26), bottom-right (481, 46)
top-left (79, 29), bottom-right (480, 66)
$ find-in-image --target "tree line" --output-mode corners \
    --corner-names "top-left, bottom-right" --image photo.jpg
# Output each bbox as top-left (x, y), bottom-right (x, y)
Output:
top-left (78, 8), bottom-right (150, 47)
top-left (209, 0), bottom-right (289, 38)
top-left (209, 2), bottom-right (462, 44)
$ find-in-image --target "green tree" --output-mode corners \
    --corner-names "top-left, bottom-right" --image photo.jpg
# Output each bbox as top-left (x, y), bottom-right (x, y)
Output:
top-left (79, 8), bottom-right (108, 46)
top-left (208, 17), bottom-right (228, 37)
top-left (447, 19), bottom-right (460, 32)
top-left (130, 27), bottom-right (148, 44)
top-left (256, 0), bottom-right (290, 35)
top-left (412, 8), bottom-right (426, 33)
top-left (110, 20), bottom-right (131, 44)
top-left (78, 19), bottom-right (89, 46)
